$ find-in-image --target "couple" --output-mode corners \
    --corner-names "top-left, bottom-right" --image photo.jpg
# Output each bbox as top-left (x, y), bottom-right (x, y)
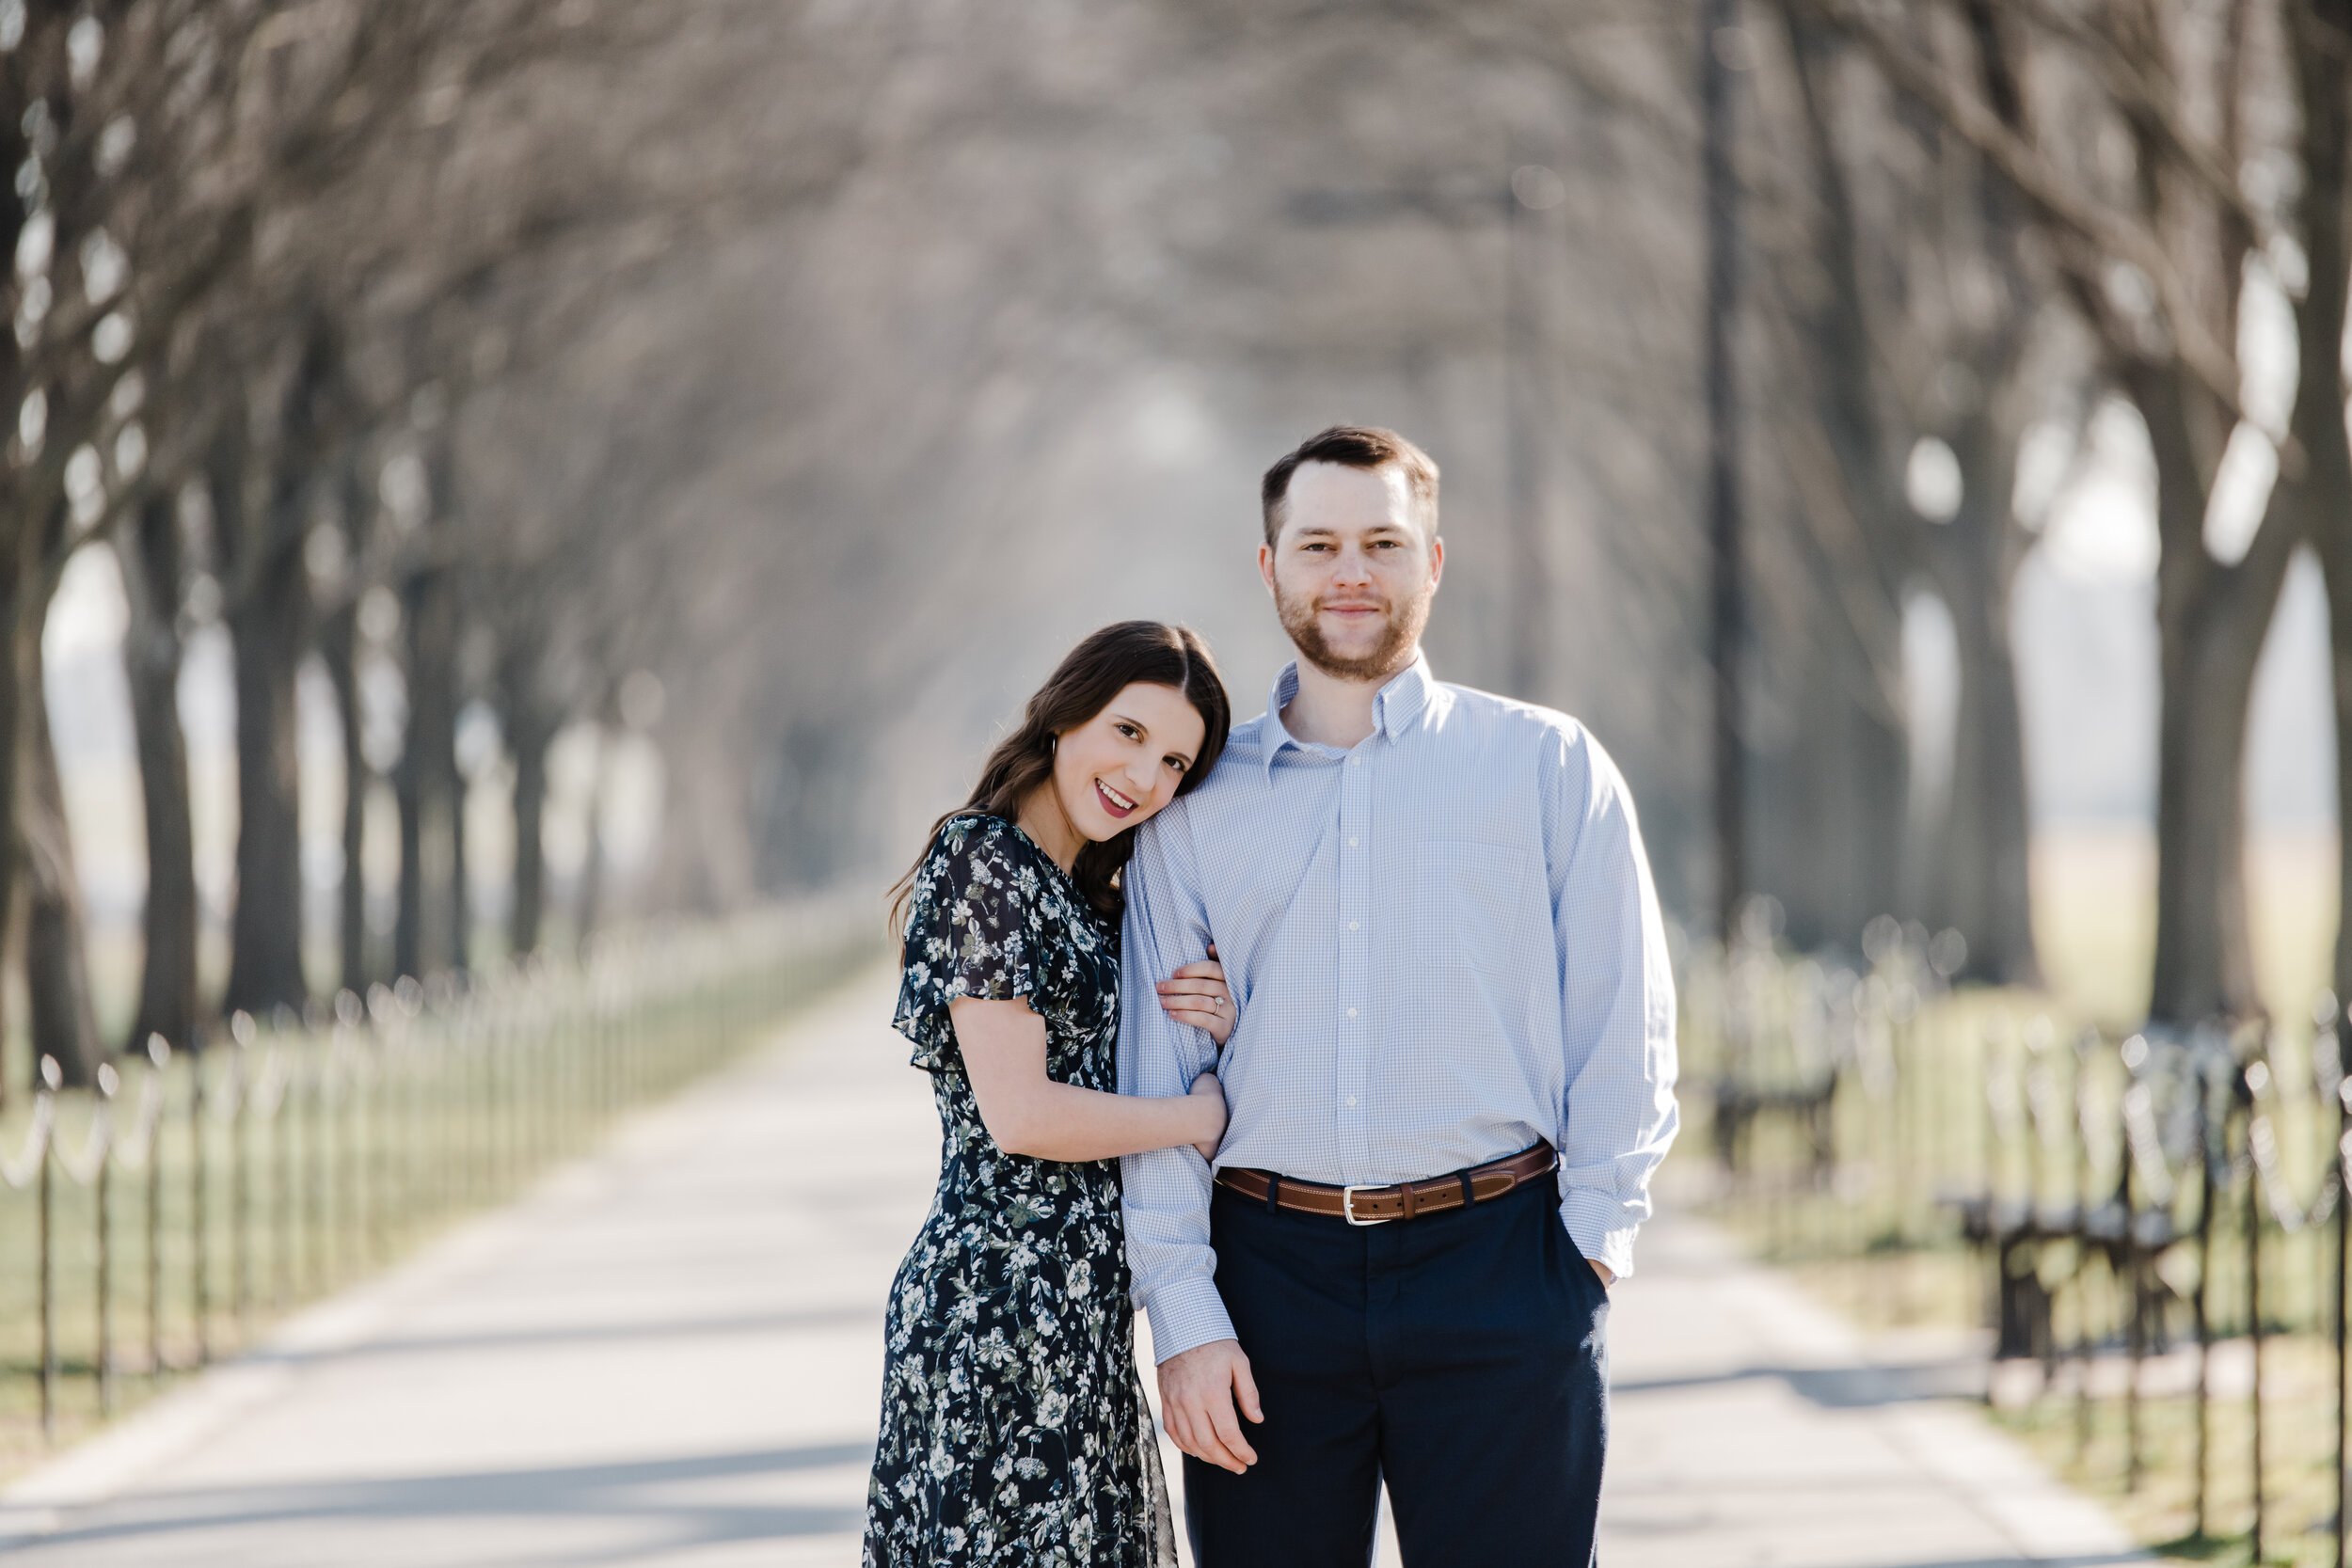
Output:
top-left (866, 426), bottom-right (1680, 1566)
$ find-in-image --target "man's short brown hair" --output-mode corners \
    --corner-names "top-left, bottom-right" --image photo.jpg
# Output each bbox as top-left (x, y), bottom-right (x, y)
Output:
top-left (1260, 425), bottom-right (1440, 546)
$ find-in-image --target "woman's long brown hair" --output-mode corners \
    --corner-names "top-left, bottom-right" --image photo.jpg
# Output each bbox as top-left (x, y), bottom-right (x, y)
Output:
top-left (890, 621), bottom-right (1232, 928)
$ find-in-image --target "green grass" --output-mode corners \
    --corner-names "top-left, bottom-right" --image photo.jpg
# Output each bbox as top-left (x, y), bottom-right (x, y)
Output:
top-left (2032, 830), bottom-right (2338, 1034)
top-left (0, 923), bottom-right (882, 1480)
top-left (1685, 831), bottom-right (2350, 1568)
top-left (0, 1020), bottom-right (593, 1471)
top-left (1993, 1335), bottom-right (2344, 1568)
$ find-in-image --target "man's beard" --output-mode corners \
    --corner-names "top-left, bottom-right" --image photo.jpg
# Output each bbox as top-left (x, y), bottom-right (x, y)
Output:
top-left (1274, 577), bottom-right (1433, 683)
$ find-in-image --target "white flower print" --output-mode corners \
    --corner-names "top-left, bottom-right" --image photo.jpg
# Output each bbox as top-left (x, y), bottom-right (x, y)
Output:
top-left (866, 815), bottom-right (1172, 1568)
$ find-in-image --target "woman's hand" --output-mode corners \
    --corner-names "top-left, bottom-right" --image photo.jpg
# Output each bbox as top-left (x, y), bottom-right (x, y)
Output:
top-left (1187, 1070), bottom-right (1227, 1163)
top-left (1157, 943), bottom-right (1236, 1045)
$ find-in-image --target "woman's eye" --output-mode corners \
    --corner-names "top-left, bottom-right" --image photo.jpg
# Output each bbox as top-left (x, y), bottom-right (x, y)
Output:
top-left (1166, 759), bottom-right (1186, 775)
top-left (1116, 723), bottom-right (1138, 739)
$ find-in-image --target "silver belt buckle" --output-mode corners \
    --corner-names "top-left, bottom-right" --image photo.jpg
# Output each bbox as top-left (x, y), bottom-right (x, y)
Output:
top-left (1342, 1183), bottom-right (1396, 1227)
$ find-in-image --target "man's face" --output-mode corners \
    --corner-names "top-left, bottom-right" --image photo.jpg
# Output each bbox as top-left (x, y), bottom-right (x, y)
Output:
top-left (1259, 461), bottom-right (1443, 682)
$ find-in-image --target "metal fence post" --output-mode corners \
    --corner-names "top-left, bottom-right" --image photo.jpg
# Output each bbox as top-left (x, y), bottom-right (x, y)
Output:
top-left (191, 1030), bottom-right (210, 1369)
top-left (2193, 1061), bottom-right (2217, 1543)
top-left (146, 1038), bottom-right (167, 1385)
top-left (95, 1061), bottom-right (119, 1418)
top-left (37, 1055), bottom-right (58, 1443)
top-left (230, 1012), bottom-right (253, 1344)
top-left (0, 903), bottom-right (866, 1453)
top-left (2336, 1092), bottom-right (2349, 1568)
top-left (2244, 1057), bottom-right (2266, 1566)
top-left (278, 1038), bottom-right (296, 1313)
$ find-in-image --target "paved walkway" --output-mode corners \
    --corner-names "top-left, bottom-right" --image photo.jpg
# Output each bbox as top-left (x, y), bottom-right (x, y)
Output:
top-left (0, 971), bottom-right (2143, 1566)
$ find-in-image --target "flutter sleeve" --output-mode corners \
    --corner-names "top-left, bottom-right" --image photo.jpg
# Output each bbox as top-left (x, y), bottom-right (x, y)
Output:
top-left (891, 815), bottom-right (1046, 1072)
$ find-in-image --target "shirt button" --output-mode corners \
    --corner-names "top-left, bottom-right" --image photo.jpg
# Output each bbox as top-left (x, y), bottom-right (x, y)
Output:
top-left (1347, 921), bottom-right (1359, 931)
top-left (1345, 1006), bottom-right (1359, 1018)
top-left (1347, 757), bottom-right (1360, 768)
top-left (1347, 836), bottom-right (1359, 847)
top-left (1345, 1095), bottom-right (1359, 1107)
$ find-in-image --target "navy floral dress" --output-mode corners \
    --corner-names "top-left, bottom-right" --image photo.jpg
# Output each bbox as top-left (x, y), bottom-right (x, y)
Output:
top-left (864, 813), bottom-right (1175, 1567)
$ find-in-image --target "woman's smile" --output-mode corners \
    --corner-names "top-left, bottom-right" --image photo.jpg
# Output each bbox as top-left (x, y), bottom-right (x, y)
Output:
top-left (1093, 778), bottom-right (1139, 818)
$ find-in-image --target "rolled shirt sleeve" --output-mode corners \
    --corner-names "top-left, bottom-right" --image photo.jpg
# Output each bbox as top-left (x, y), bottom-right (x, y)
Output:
top-left (1545, 728), bottom-right (1681, 1280)
top-left (1117, 808), bottom-right (1237, 1361)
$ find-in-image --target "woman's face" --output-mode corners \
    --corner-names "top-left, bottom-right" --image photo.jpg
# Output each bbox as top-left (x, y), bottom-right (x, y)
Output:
top-left (1052, 681), bottom-right (1209, 842)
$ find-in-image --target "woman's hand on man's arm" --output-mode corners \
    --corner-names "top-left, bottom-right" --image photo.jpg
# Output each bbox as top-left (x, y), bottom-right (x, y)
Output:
top-left (1155, 943), bottom-right (1235, 1044)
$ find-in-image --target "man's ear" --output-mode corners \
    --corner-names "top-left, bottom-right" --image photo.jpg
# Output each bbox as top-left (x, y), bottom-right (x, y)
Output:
top-left (1428, 535), bottom-right (1444, 589)
top-left (1258, 543), bottom-right (1277, 595)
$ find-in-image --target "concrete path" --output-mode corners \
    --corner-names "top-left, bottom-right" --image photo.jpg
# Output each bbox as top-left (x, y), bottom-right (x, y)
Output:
top-left (0, 970), bottom-right (2144, 1566)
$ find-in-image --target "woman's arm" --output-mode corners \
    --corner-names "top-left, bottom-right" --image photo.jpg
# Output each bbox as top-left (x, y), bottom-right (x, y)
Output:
top-left (953, 994), bottom-right (1225, 1162)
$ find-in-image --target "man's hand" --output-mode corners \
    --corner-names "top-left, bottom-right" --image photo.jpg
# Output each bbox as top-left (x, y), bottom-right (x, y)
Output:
top-left (1157, 1338), bottom-right (1263, 1474)
top-left (1589, 1258), bottom-right (1615, 1290)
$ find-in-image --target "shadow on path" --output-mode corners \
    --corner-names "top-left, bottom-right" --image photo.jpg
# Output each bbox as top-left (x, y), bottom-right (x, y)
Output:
top-left (27, 1441), bottom-right (875, 1554)
top-left (1613, 1356), bottom-right (1985, 1410)
top-left (234, 1303), bottom-right (877, 1369)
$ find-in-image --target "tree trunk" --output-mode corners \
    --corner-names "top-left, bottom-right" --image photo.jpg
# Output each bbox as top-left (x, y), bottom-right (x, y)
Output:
top-left (2118, 326), bottom-right (2296, 1026)
top-left (1822, 659), bottom-right (1909, 942)
top-left (117, 494), bottom-right (201, 1052)
top-left (2284, 0), bottom-right (2352, 1009)
top-left (577, 725), bottom-right (610, 951)
top-left (1926, 412), bottom-right (2039, 984)
top-left (1771, 5), bottom-right (1916, 945)
top-left (395, 566), bottom-right (463, 978)
top-left (1750, 610), bottom-right (1910, 954)
top-left (319, 600), bottom-right (369, 997)
top-left (452, 730), bottom-right (471, 972)
top-left (0, 507), bottom-right (104, 1090)
top-left (1940, 583), bottom-right (2037, 981)
top-left (24, 625), bottom-right (102, 1087)
top-left (755, 718), bottom-right (852, 892)
top-left (395, 729), bottom-right (422, 980)
top-left (2313, 541), bottom-right (2352, 1022)
top-left (2149, 615), bottom-right (2271, 1022)
top-left (221, 484), bottom-right (311, 1018)
top-left (507, 700), bottom-right (556, 958)
top-left (0, 529), bottom-right (26, 1099)
top-left (2140, 0), bottom-right (2352, 1023)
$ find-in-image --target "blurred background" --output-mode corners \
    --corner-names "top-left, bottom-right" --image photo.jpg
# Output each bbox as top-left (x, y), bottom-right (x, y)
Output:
top-left (30, 0), bottom-right (2344, 1091)
top-left (2, 4), bottom-right (2350, 1561)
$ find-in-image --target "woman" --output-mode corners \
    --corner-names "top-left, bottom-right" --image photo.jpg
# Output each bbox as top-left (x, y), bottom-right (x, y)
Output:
top-left (866, 621), bottom-right (1237, 1568)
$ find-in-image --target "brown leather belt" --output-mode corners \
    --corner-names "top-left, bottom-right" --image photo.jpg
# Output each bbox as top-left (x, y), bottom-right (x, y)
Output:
top-left (1215, 1141), bottom-right (1557, 1227)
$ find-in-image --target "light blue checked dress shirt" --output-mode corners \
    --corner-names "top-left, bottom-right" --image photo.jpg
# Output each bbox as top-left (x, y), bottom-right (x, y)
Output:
top-left (1117, 653), bottom-right (1680, 1363)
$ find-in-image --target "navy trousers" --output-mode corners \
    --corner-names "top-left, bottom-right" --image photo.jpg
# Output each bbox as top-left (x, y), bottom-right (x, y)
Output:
top-left (1183, 1169), bottom-right (1610, 1568)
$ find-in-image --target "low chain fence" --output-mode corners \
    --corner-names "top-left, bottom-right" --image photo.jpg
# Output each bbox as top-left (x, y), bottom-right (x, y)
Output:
top-left (0, 897), bottom-right (882, 1469)
top-left (1685, 918), bottom-right (2352, 1567)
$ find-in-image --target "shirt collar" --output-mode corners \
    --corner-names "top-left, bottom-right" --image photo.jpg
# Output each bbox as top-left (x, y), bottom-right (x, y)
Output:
top-left (1261, 651), bottom-right (1438, 778)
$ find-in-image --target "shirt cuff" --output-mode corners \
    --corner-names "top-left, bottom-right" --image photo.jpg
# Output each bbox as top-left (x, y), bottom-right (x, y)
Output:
top-left (1559, 1187), bottom-right (1643, 1280)
top-left (1140, 1276), bottom-right (1239, 1364)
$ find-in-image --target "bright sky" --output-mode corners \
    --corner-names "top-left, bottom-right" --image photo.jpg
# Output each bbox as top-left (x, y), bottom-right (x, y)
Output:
top-left (47, 538), bottom-right (128, 663)
top-left (2036, 401), bottom-right (2162, 582)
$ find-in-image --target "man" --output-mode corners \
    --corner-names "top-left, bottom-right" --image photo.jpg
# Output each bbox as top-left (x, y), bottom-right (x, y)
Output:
top-left (1119, 425), bottom-right (1679, 1565)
